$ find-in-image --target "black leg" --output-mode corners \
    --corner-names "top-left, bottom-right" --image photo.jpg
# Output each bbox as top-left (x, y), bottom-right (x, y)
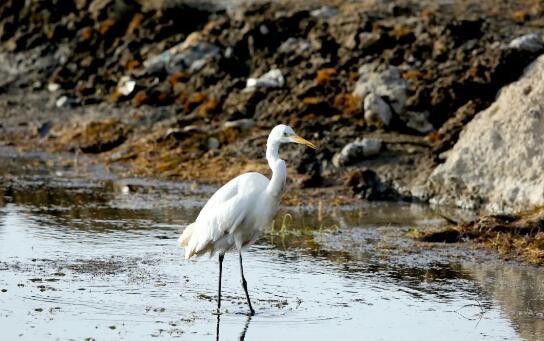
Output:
top-left (239, 252), bottom-right (255, 316)
top-left (217, 254), bottom-right (224, 314)
top-left (215, 313), bottom-right (221, 341)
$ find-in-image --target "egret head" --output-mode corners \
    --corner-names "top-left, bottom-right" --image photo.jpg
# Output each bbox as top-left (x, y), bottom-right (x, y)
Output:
top-left (268, 124), bottom-right (316, 149)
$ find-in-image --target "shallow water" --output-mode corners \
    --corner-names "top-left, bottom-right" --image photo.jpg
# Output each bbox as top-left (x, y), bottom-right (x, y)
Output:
top-left (0, 151), bottom-right (542, 340)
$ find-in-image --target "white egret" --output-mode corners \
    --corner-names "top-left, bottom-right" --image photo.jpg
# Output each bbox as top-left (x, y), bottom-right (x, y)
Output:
top-left (178, 124), bottom-right (316, 315)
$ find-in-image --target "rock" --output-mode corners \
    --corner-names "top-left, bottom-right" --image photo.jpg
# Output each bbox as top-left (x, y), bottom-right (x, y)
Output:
top-left (354, 64), bottom-right (408, 115)
top-left (278, 38), bottom-right (311, 54)
top-left (428, 55), bottom-right (544, 212)
top-left (245, 69), bottom-right (285, 91)
top-left (259, 24), bottom-right (270, 35)
top-left (36, 121), bottom-right (52, 137)
top-left (508, 33), bottom-right (544, 53)
top-left (207, 137), bottom-right (220, 150)
top-left (117, 76), bottom-right (135, 96)
top-left (222, 119), bottom-right (255, 130)
top-left (353, 64), bottom-right (409, 127)
top-left (399, 111), bottom-right (433, 133)
top-left (182, 125), bottom-right (205, 133)
top-left (55, 96), bottom-right (69, 108)
top-left (310, 6), bottom-right (339, 19)
top-left (47, 82), bottom-right (60, 92)
top-left (332, 138), bottom-right (382, 167)
top-left (143, 32), bottom-right (220, 74)
top-left (363, 93), bottom-right (392, 126)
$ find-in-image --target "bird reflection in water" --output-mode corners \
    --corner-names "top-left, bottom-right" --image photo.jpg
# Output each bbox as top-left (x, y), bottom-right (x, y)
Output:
top-left (216, 314), bottom-right (253, 341)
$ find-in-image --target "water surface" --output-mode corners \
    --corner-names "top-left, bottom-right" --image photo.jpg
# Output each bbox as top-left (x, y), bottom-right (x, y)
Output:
top-left (0, 150), bottom-right (542, 340)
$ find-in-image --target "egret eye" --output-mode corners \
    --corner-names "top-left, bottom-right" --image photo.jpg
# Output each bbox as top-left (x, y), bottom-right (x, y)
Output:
top-left (284, 132), bottom-right (289, 137)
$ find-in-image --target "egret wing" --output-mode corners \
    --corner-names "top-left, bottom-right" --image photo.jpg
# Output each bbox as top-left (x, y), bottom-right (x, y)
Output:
top-left (182, 172), bottom-right (268, 257)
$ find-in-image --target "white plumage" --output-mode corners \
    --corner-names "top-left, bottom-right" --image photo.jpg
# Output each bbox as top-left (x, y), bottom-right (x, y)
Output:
top-left (179, 172), bottom-right (272, 259)
top-left (178, 124), bottom-right (316, 315)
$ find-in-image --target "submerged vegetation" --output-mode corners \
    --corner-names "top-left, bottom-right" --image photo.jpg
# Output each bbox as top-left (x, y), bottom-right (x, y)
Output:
top-left (267, 213), bottom-right (340, 251)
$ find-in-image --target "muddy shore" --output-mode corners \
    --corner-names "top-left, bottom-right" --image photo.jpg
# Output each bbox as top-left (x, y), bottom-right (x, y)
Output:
top-left (1, 0), bottom-right (544, 264)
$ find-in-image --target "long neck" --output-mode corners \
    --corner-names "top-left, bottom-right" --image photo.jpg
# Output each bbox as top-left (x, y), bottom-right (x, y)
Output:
top-left (266, 140), bottom-right (287, 198)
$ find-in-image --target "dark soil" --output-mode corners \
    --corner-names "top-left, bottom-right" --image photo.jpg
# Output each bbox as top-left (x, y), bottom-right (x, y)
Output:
top-left (0, 0), bottom-right (543, 202)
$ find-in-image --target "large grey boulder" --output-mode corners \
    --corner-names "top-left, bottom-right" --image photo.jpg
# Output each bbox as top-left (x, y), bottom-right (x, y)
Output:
top-left (428, 55), bottom-right (544, 212)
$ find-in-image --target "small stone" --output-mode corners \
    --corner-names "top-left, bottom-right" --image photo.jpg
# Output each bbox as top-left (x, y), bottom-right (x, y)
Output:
top-left (508, 33), bottom-right (544, 52)
top-left (245, 69), bottom-right (285, 91)
top-left (310, 6), bottom-right (339, 19)
top-left (259, 25), bottom-right (270, 35)
top-left (47, 83), bottom-right (60, 92)
top-left (55, 96), bottom-right (68, 108)
top-left (222, 119), bottom-right (255, 130)
top-left (117, 76), bottom-right (136, 96)
top-left (332, 138), bottom-right (383, 167)
top-left (278, 38), bottom-right (311, 54)
top-left (207, 137), bottom-right (220, 150)
top-left (36, 121), bottom-right (52, 137)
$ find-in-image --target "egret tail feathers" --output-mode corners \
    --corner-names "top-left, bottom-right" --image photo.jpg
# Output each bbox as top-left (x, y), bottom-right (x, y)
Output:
top-left (178, 224), bottom-right (196, 259)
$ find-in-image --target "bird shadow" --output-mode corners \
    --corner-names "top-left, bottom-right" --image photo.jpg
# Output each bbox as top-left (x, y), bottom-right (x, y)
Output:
top-left (216, 313), bottom-right (253, 341)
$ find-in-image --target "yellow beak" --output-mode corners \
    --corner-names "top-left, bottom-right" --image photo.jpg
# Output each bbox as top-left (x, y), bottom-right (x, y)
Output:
top-left (291, 135), bottom-right (317, 149)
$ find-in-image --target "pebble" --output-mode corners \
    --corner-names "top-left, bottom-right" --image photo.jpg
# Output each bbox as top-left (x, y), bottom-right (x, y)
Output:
top-left (310, 6), bottom-right (339, 19)
top-left (278, 38), bottom-right (311, 54)
top-left (117, 76), bottom-right (136, 96)
top-left (207, 137), bottom-right (220, 150)
top-left (47, 82), bottom-right (60, 92)
top-left (222, 119), bottom-right (255, 130)
top-left (245, 69), bottom-right (285, 91)
top-left (55, 96), bottom-right (68, 108)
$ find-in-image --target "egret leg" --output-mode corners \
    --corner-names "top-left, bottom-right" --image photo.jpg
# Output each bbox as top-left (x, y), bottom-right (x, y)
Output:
top-left (239, 252), bottom-right (255, 316)
top-left (215, 313), bottom-right (221, 341)
top-left (217, 254), bottom-right (224, 313)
